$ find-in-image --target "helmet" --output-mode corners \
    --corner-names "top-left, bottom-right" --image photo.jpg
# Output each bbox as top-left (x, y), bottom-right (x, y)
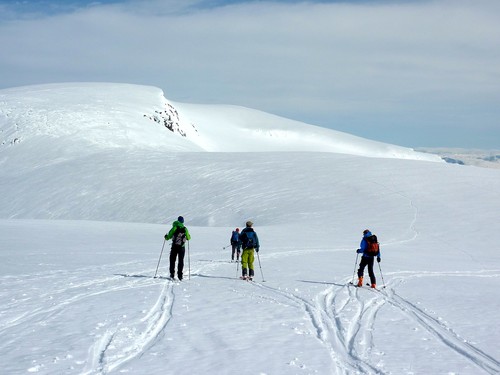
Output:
top-left (178, 216), bottom-right (184, 223)
top-left (235, 228), bottom-right (240, 232)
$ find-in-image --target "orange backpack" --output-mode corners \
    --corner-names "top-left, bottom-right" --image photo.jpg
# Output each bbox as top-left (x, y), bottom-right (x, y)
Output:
top-left (365, 235), bottom-right (380, 256)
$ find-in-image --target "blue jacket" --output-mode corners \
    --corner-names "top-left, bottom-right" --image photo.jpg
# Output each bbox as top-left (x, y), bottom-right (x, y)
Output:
top-left (357, 231), bottom-right (381, 258)
top-left (230, 231), bottom-right (241, 245)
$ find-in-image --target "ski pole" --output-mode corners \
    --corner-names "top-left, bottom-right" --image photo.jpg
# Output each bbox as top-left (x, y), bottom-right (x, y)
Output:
top-left (377, 261), bottom-right (386, 288)
top-left (187, 240), bottom-right (191, 280)
top-left (351, 252), bottom-right (359, 284)
top-left (256, 250), bottom-right (265, 282)
top-left (236, 258), bottom-right (239, 279)
top-left (154, 239), bottom-right (166, 278)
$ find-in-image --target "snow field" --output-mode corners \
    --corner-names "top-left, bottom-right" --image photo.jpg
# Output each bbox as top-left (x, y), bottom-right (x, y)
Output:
top-left (1, 83), bottom-right (499, 374)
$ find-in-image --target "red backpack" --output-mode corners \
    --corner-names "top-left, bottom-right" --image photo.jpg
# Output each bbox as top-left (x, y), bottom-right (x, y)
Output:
top-left (365, 235), bottom-right (380, 256)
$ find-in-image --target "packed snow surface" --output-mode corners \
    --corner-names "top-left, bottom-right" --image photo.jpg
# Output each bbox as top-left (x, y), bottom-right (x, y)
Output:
top-left (0, 83), bottom-right (499, 375)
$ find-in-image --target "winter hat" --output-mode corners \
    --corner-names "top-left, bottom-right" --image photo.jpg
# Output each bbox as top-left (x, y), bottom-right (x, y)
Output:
top-left (235, 228), bottom-right (240, 232)
top-left (246, 221), bottom-right (253, 227)
top-left (363, 229), bottom-right (372, 237)
top-left (178, 216), bottom-right (184, 223)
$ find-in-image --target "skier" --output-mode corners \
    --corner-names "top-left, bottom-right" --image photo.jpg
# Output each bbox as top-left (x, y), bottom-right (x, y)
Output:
top-left (239, 221), bottom-right (260, 280)
top-left (164, 216), bottom-right (191, 281)
top-left (230, 228), bottom-right (241, 262)
top-left (356, 229), bottom-right (381, 288)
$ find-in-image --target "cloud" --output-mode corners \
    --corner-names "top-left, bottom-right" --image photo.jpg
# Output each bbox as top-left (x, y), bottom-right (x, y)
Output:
top-left (1, 0), bottom-right (499, 148)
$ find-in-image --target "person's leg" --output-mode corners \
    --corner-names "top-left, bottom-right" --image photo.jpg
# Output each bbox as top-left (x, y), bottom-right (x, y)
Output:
top-left (177, 247), bottom-right (186, 280)
top-left (357, 257), bottom-right (368, 286)
top-left (241, 249), bottom-right (249, 277)
top-left (169, 247), bottom-right (177, 278)
top-left (367, 257), bottom-right (376, 286)
top-left (248, 250), bottom-right (255, 278)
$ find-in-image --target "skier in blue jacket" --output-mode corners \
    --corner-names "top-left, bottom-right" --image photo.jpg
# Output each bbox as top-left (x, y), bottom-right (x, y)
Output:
top-left (230, 228), bottom-right (241, 262)
top-left (356, 229), bottom-right (381, 288)
top-left (239, 221), bottom-right (260, 280)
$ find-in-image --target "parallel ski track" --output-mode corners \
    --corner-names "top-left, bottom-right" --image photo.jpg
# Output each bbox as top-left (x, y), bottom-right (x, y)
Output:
top-left (0, 273), bottom-right (153, 334)
top-left (0, 261), bottom-right (179, 375)
top-left (4, 254), bottom-right (498, 374)
top-left (251, 281), bottom-right (384, 375)
top-left (82, 279), bottom-right (175, 374)
top-left (383, 286), bottom-right (500, 374)
top-left (250, 277), bottom-right (499, 375)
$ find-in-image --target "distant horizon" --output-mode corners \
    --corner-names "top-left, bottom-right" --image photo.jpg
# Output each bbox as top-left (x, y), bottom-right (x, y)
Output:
top-left (1, 0), bottom-right (499, 149)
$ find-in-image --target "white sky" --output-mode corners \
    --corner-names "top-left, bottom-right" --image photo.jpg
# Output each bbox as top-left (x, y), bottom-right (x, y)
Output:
top-left (1, 0), bottom-right (499, 148)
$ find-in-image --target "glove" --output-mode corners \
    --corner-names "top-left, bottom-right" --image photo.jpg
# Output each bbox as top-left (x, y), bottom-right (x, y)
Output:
top-left (256, 248), bottom-right (259, 253)
top-left (164, 234), bottom-right (168, 240)
top-left (356, 249), bottom-right (361, 253)
top-left (377, 257), bottom-right (381, 263)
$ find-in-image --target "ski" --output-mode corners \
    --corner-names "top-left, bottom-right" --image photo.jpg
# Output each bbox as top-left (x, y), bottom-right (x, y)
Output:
top-left (155, 276), bottom-right (182, 283)
top-left (348, 282), bottom-right (378, 290)
top-left (239, 276), bottom-right (254, 281)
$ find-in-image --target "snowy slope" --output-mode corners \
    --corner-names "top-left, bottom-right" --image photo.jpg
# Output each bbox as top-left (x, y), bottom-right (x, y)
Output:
top-left (0, 83), bottom-right (441, 160)
top-left (0, 83), bottom-right (499, 375)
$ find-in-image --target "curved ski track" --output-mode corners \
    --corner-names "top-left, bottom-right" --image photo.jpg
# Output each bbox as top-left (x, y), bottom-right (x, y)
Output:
top-left (384, 284), bottom-right (500, 374)
top-left (252, 281), bottom-right (385, 374)
top-left (249, 274), bottom-right (499, 375)
top-left (82, 280), bottom-right (175, 374)
top-left (0, 260), bottom-right (178, 375)
top-left (4, 256), bottom-right (498, 374)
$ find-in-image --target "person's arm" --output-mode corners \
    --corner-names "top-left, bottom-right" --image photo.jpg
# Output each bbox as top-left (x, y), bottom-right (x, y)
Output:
top-left (164, 226), bottom-right (175, 240)
top-left (357, 239), bottom-right (366, 254)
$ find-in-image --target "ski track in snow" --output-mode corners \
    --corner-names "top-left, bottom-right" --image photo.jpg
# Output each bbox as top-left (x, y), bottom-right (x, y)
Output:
top-left (0, 260), bottom-right (176, 374)
top-left (247, 271), bottom-right (500, 375)
top-left (1, 270), bottom-right (150, 334)
top-left (82, 279), bottom-right (175, 374)
top-left (3, 254), bottom-right (499, 374)
top-left (251, 280), bottom-right (384, 374)
top-left (225, 182), bottom-right (500, 374)
top-left (387, 290), bottom-right (499, 374)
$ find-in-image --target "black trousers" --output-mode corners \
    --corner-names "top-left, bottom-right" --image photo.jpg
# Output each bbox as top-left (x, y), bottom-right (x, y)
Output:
top-left (169, 245), bottom-right (186, 279)
top-left (358, 256), bottom-right (376, 285)
top-left (231, 243), bottom-right (241, 259)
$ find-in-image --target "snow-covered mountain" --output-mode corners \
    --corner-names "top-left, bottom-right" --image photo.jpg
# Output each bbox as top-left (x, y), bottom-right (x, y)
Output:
top-left (0, 83), bottom-right (441, 160)
top-left (0, 83), bottom-right (499, 375)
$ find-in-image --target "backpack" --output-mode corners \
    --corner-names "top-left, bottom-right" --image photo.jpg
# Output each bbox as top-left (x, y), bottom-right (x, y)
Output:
top-left (231, 231), bottom-right (239, 243)
top-left (365, 234), bottom-right (380, 256)
top-left (173, 226), bottom-right (187, 246)
top-left (240, 230), bottom-right (256, 249)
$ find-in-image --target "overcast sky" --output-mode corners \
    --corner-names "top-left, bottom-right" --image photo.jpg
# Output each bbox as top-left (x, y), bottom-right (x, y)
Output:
top-left (1, 0), bottom-right (499, 149)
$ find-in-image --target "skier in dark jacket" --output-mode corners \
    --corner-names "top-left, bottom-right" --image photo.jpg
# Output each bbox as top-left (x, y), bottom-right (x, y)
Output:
top-left (239, 221), bottom-right (260, 280)
top-left (164, 216), bottom-right (191, 281)
top-left (230, 228), bottom-right (241, 262)
top-left (356, 229), bottom-right (381, 288)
